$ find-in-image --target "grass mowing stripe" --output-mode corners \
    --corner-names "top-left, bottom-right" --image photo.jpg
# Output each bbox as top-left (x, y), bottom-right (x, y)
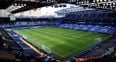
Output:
top-left (31, 27), bottom-right (87, 36)
top-left (31, 29), bottom-right (86, 46)
top-left (30, 29), bottom-right (74, 45)
top-left (30, 29), bottom-right (79, 54)
top-left (15, 30), bottom-right (55, 47)
top-left (13, 27), bottom-right (110, 59)
top-left (15, 29), bottom-right (82, 57)
top-left (17, 31), bottom-right (78, 54)
top-left (14, 28), bottom-right (107, 52)
top-left (24, 29), bottom-right (64, 46)
top-left (34, 28), bottom-right (96, 41)
top-left (39, 29), bottom-right (88, 37)
top-left (14, 31), bottom-right (70, 55)
top-left (36, 27), bottom-right (108, 40)
top-left (34, 27), bottom-right (90, 37)
top-left (30, 27), bottom-right (95, 51)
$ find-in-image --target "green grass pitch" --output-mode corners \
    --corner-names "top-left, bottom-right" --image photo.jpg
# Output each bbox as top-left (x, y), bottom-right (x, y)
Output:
top-left (13, 27), bottom-right (110, 59)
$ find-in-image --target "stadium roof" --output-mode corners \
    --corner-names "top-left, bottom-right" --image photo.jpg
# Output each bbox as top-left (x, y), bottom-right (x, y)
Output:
top-left (0, 0), bottom-right (116, 13)
top-left (13, 4), bottom-right (77, 18)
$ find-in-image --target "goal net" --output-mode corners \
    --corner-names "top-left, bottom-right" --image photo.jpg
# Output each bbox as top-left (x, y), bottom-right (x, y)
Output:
top-left (95, 37), bottom-right (102, 43)
top-left (42, 44), bottom-right (52, 54)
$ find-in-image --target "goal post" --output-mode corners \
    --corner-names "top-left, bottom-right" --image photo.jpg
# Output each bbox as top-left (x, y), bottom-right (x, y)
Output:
top-left (20, 35), bottom-right (52, 54)
top-left (95, 37), bottom-right (102, 43)
top-left (42, 44), bottom-right (52, 54)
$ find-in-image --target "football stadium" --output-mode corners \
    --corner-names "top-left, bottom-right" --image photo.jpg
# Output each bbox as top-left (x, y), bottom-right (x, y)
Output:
top-left (0, 0), bottom-right (116, 62)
